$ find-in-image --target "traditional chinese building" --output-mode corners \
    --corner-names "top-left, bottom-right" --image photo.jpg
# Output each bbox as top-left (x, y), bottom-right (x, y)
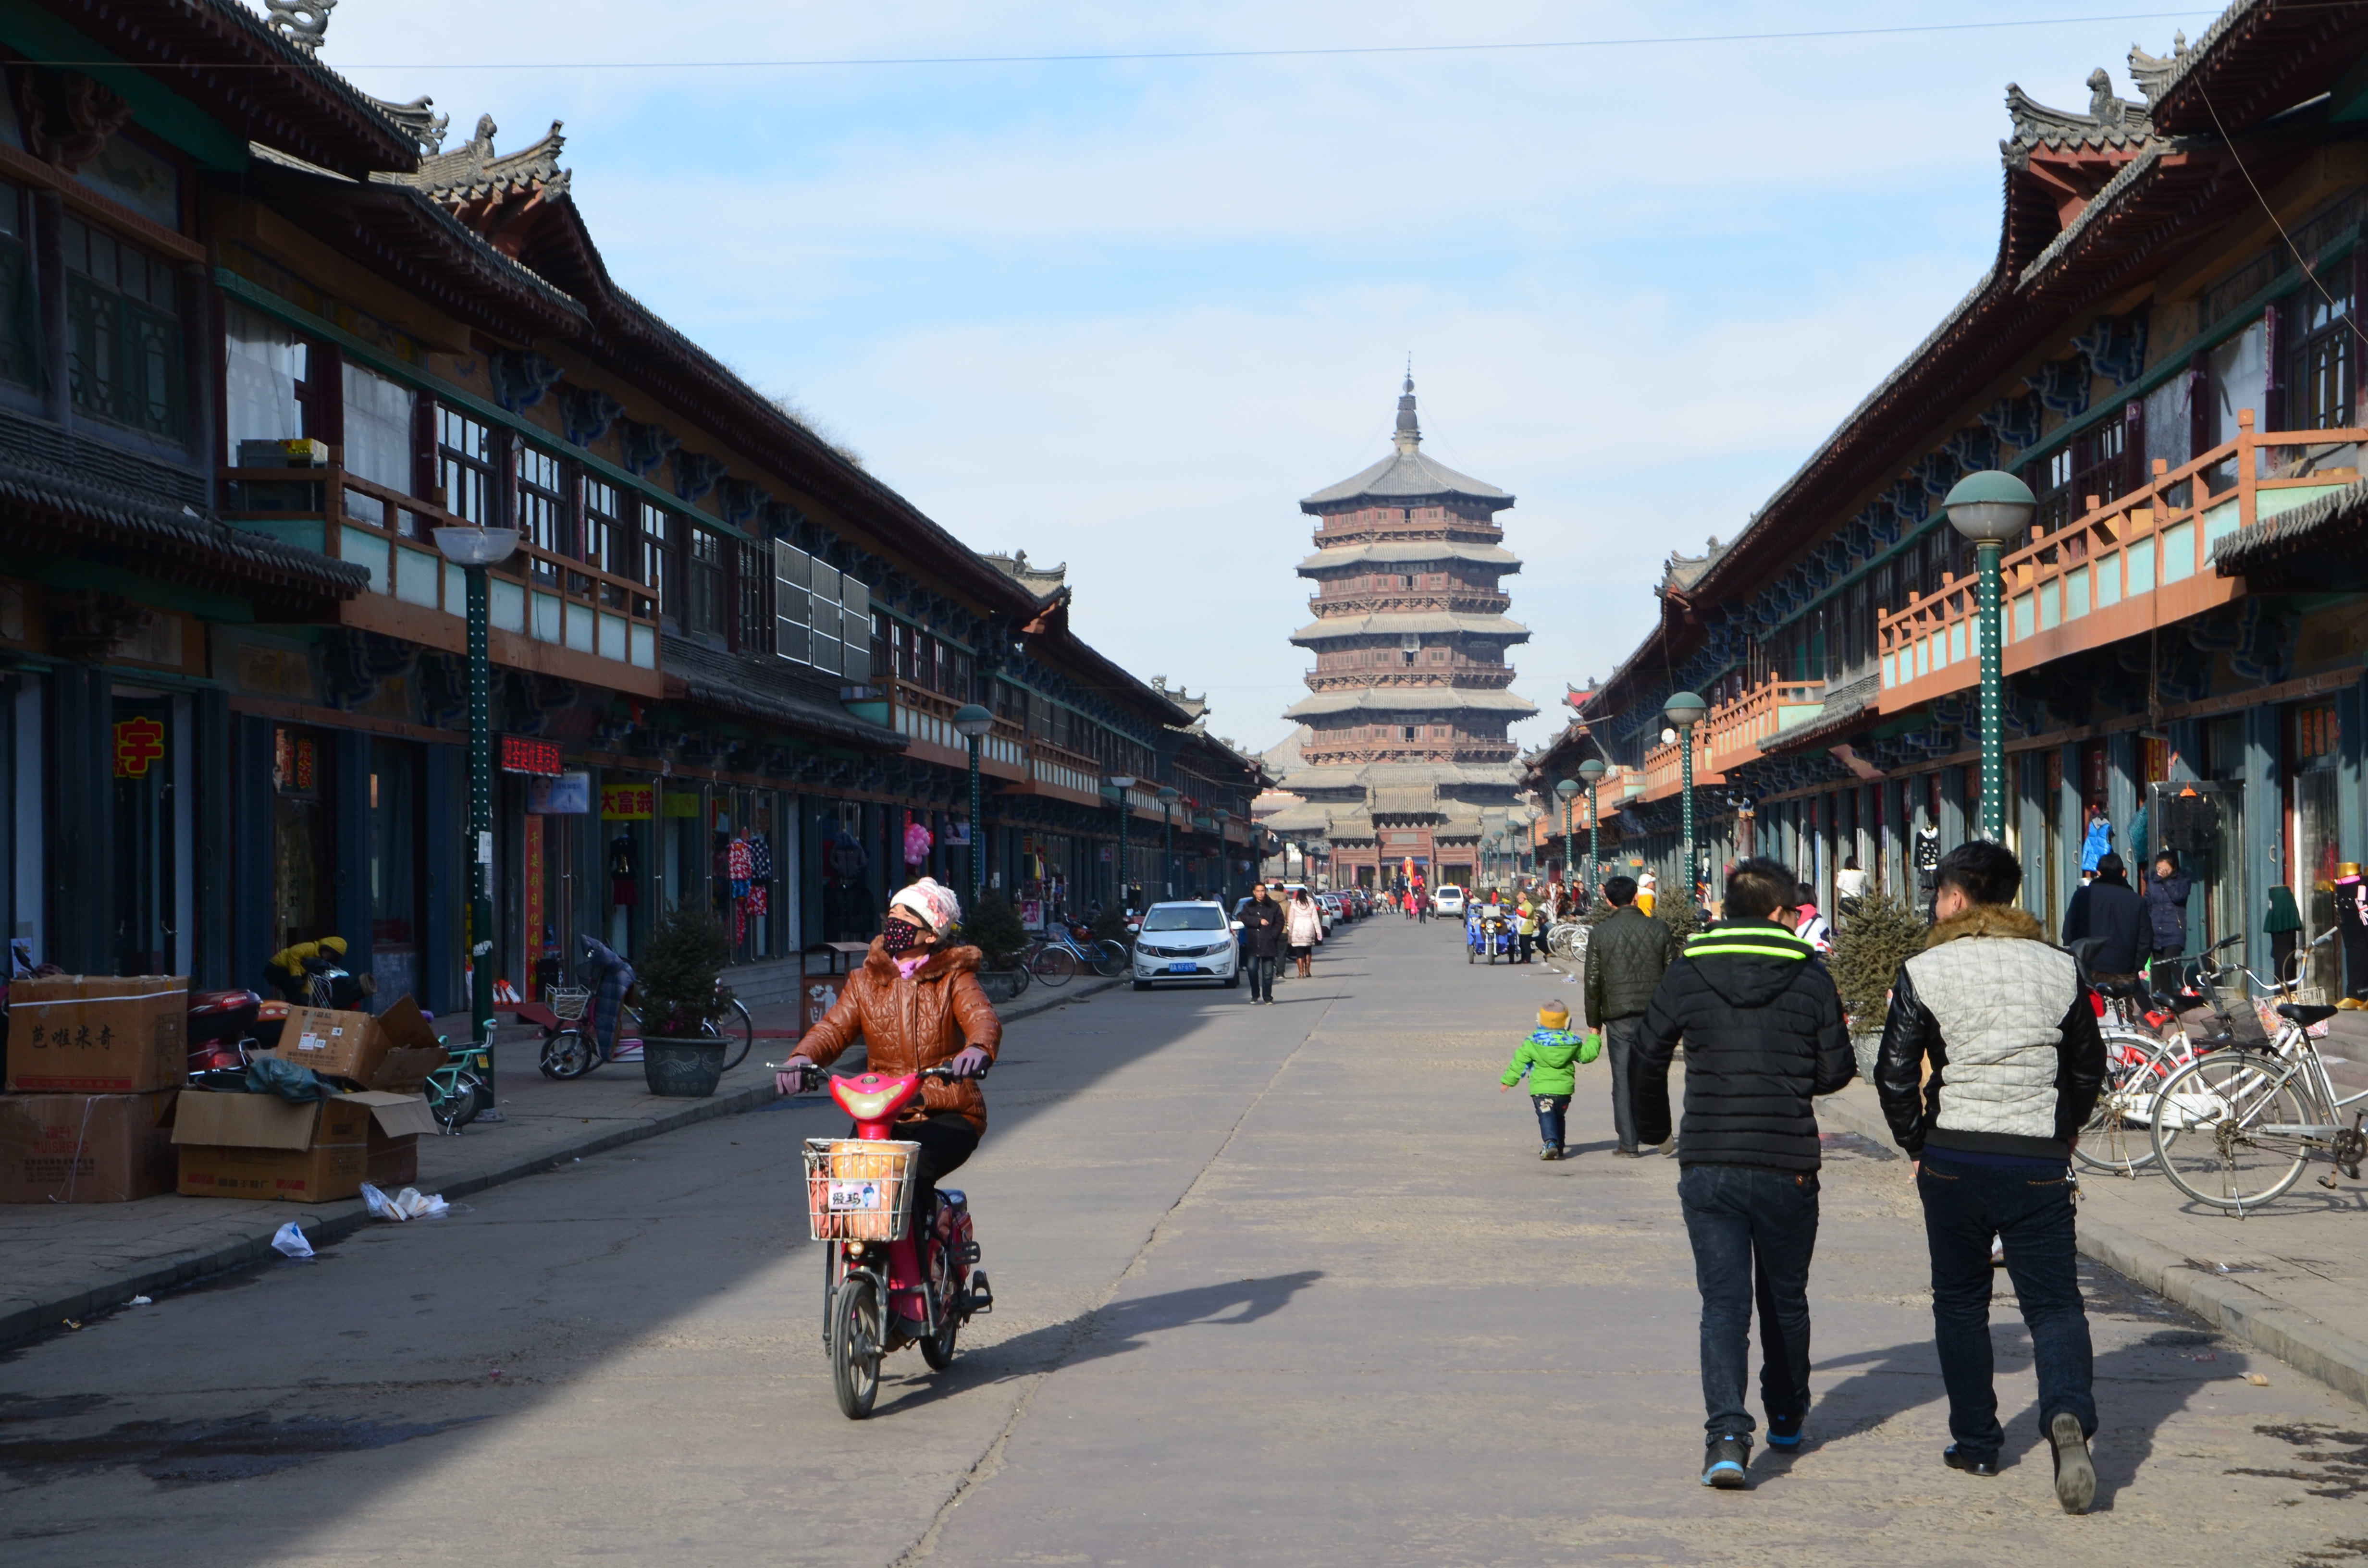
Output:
top-left (1259, 378), bottom-right (1539, 889)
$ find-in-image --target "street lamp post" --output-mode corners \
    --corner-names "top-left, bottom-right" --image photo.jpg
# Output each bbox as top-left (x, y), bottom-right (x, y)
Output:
top-left (1664, 691), bottom-right (1708, 909)
top-left (1107, 775), bottom-right (1137, 914)
top-left (432, 525), bottom-right (520, 1102)
top-left (952, 703), bottom-right (995, 911)
top-left (1554, 778), bottom-right (1580, 893)
top-left (1944, 470), bottom-right (2038, 844)
top-left (1156, 785), bottom-right (1181, 900)
top-left (1576, 757), bottom-right (1605, 902)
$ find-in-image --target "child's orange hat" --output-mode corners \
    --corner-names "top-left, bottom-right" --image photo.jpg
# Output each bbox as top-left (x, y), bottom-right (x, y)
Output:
top-left (1538, 1002), bottom-right (1570, 1028)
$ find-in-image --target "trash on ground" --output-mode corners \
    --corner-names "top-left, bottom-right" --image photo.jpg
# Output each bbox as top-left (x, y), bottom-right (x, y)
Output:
top-left (360, 1182), bottom-right (449, 1222)
top-left (2246, 1372), bottom-right (2271, 1385)
top-left (125, 1295), bottom-right (151, 1307)
top-left (270, 1221), bottom-right (315, 1258)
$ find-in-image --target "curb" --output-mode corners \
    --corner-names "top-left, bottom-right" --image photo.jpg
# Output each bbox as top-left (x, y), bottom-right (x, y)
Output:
top-left (1813, 1090), bottom-right (2368, 1412)
top-left (0, 975), bottom-right (1129, 1350)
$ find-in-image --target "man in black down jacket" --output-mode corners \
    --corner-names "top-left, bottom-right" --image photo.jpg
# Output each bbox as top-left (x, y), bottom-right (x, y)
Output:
top-left (1236, 883), bottom-right (1284, 1004)
top-left (1585, 874), bottom-right (1677, 1156)
top-left (2062, 852), bottom-right (2147, 980)
top-left (1634, 857), bottom-right (1855, 1490)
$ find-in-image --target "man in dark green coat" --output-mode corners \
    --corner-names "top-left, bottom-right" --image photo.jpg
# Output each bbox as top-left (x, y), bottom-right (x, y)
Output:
top-left (1585, 875), bottom-right (1679, 1156)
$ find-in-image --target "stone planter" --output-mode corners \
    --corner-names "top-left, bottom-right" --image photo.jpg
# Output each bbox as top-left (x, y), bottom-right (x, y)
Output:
top-left (1850, 1029), bottom-right (1883, 1084)
top-left (977, 968), bottom-right (1028, 1003)
top-left (643, 1036), bottom-right (727, 1098)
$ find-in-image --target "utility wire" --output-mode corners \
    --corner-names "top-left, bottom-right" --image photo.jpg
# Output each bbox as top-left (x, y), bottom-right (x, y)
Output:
top-left (53, 11), bottom-right (2235, 72)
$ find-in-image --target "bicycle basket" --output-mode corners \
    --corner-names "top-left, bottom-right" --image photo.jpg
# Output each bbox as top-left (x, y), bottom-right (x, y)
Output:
top-left (545, 985), bottom-right (591, 1022)
top-left (803, 1138), bottom-right (922, 1243)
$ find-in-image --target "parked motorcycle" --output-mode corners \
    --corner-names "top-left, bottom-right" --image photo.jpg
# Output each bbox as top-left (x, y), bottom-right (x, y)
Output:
top-left (186, 987), bottom-right (267, 1076)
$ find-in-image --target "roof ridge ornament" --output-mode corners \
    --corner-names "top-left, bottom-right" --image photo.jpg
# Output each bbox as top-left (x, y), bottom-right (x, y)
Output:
top-left (1395, 371), bottom-right (1421, 452)
top-left (265, 0), bottom-right (335, 56)
top-left (2128, 33), bottom-right (2189, 107)
top-left (2001, 67), bottom-right (2154, 166)
top-left (361, 92), bottom-right (449, 153)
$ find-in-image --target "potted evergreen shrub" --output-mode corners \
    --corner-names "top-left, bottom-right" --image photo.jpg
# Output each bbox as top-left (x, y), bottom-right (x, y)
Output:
top-left (967, 891), bottom-right (1030, 1002)
top-left (1830, 891), bottom-right (1929, 1081)
top-left (634, 903), bottom-right (735, 1097)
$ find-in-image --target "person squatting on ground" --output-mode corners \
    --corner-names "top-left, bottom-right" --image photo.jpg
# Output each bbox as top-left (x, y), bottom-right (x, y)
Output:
top-left (1875, 840), bottom-right (2107, 1515)
top-left (1285, 886), bottom-right (1324, 978)
top-left (777, 877), bottom-right (1000, 1286)
top-left (1585, 875), bottom-right (1677, 1158)
top-left (1500, 1002), bottom-right (1591, 1159)
top-left (1632, 857), bottom-right (1855, 1489)
top-left (1238, 882), bottom-right (1285, 1004)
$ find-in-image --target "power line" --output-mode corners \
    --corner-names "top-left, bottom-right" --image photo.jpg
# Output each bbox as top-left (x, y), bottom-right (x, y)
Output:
top-left (57, 11), bottom-right (2232, 72)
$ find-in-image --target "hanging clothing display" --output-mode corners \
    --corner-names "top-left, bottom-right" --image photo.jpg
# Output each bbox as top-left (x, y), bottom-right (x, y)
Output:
top-left (2335, 864), bottom-right (2368, 1004)
top-left (748, 833), bottom-right (774, 881)
top-left (2080, 811), bottom-right (2113, 874)
top-left (728, 835), bottom-right (754, 898)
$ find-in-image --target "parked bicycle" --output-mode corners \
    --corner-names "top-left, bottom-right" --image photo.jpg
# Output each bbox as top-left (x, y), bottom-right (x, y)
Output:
top-left (2148, 931), bottom-right (2367, 1212)
top-left (1019, 923), bottom-right (1127, 984)
top-left (537, 981), bottom-right (753, 1079)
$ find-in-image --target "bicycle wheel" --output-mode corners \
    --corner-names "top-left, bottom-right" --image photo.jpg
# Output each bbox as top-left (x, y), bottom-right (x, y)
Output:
top-left (1030, 944), bottom-right (1078, 985)
top-left (2074, 1030), bottom-right (2171, 1176)
top-left (1091, 939), bottom-right (1129, 978)
top-left (829, 1276), bottom-right (883, 1420)
top-left (540, 1028), bottom-right (598, 1081)
top-left (426, 1068), bottom-right (484, 1133)
top-left (717, 996), bottom-right (754, 1071)
top-left (2150, 1051), bottom-right (2314, 1210)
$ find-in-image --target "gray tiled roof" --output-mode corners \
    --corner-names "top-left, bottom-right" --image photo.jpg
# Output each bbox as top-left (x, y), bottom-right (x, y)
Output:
top-left (1302, 447), bottom-right (1512, 507)
top-left (1291, 612), bottom-right (1530, 645)
top-left (1296, 541), bottom-right (1522, 574)
top-left (1283, 688), bottom-right (1540, 719)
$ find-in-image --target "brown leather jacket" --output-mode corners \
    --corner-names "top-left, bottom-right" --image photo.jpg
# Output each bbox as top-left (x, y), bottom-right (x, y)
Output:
top-left (795, 939), bottom-right (1002, 1133)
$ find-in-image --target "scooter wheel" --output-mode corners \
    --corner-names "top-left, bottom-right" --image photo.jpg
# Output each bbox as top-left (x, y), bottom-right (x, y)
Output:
top-left (829, 1277), bottom-right (882, 1419)
top-left (921, 1308), bottom-right (959, 1371)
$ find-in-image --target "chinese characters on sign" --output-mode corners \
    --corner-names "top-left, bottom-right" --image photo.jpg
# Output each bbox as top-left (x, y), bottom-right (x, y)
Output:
top-left (112, 717), bottom-right (166, 778)
top-left (600, 784), bottom-right (654, 821)
top-left (498, 735), bottom-right (563, 775)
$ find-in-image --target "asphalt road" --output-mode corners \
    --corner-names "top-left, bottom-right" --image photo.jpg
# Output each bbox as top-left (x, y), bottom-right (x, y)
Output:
top-left (3, 918), bottom-right (2364, 1567)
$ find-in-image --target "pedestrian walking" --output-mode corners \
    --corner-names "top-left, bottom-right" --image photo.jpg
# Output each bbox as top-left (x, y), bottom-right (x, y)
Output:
top-left (1499, 1002), bottom-right (1589, 1160)
top-left (1285, 885), bottom-right (1323, 978)
top-left (1834, 857), bottom-right (1869, 917)
top-left (1584, 875), bottom-right (1677, 1159)
top-left (1637, 869), bottom-right (1658, 918)
top-left (1873, 840), bottom-right (2106, 1514)
top-left (1515, 894), bottom-right (1540, 964)
top-left (1238, 882), bottom-right (1284, 1004)
top-left (1632, 858), bottom-right (1853, 1488)
top-left (2062, 852), bottom-right (2147, 981)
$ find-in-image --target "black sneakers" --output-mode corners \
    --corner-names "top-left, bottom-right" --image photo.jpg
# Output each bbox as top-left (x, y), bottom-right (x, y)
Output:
top-left (1943, 1445), bottom-right (1999, 1477)
top-left (1701, 1434), bottom-right (1750, 1489)
top-left (2049, 1413), bottom-right (2096, 1514)
top-left (1765, 1410), bottom-right (1804, 1450)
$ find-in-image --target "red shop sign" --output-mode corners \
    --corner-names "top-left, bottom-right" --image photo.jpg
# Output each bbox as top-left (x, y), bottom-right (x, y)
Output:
top-left (499, 735), bottom-right (563, 776)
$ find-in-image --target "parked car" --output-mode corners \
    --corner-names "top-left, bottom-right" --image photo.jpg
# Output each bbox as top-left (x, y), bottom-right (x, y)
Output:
top-left (1131, 900), bottom-right (1241, 990)
top-left (1433, 885), bottom-right (1466, 917)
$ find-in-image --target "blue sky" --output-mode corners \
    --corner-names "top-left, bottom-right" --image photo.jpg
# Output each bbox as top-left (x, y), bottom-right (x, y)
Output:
top-left (308, 1), bottom-right (2226, 756)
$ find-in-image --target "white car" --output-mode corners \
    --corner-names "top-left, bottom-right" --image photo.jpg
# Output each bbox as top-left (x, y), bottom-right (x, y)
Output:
top-left (1433, 886), bottom-right (1466, 917)
top-left (1131, 900), bottom-right (1242, 990)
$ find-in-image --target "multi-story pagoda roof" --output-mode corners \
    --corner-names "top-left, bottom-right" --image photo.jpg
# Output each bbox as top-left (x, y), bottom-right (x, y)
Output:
top-left (1284, 689), bottom-right (1540, 719)
top-left (1290, 611), bottom-right (1530, 645)
top-left (1295, 540), bottom-right (1521, 573)
top-left (1299, 378), bottom-right (1514, 511)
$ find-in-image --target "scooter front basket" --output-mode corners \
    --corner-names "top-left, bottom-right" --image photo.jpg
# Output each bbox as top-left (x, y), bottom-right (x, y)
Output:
top-left (803, 1138), bottom-right (922, 1243)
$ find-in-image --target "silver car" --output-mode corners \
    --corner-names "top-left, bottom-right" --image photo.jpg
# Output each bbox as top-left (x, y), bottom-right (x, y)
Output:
top-left (1130, 900), bottom-right (1242, 990)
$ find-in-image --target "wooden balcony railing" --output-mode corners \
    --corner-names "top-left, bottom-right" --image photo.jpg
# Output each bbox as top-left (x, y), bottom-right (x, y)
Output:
top-left (890, 677), bottom-right (1027, 777)
top-left (1640, 729), bottom-right (1720, 804)
top-left (1701, 678), bottom-right (1825, 773)
top-left (221, 464), bottom-right (662, 688)
top-left (1876, 414), bottom-right (2364, 712)
top-left (1024, 737), bottom-right (1105, 804)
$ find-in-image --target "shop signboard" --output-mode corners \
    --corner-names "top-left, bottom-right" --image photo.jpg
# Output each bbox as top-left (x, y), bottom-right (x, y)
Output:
top-left (498, 735), bottom-right (563, 776)
top-left (664, 792), bottom-right (702, 818)
top-left (530, 772), bottom-right (591, 814)
top-left (601, 784), bottom-right (654, 820)
top-left (113, 716), bottom-right (166, 778)
top-left (1020, 898), bottom-right (1045, 931)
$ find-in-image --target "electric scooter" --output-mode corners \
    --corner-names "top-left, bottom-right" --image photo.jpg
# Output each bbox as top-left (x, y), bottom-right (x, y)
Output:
top-left (784, 1063), bottom-right (993, 1419)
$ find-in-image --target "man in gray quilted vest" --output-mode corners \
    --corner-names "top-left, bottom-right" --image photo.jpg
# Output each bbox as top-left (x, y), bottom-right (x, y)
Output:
top-left (1874, 840), bottom-right (2106, 1515)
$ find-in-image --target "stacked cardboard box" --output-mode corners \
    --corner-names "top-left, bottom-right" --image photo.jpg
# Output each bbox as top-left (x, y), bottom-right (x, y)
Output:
top-left (1, 975), bottom-right (187, 1204)
top-left (173, 1090), bottom-right (438, 1203)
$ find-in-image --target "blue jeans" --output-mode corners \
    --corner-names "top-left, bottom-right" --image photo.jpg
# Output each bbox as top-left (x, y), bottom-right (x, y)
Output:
top-left (1677, 1164), bottom-right (1820, 1440)
top-left (1531, 1094), bottom-right (1569, 1149)
top-left (1916, 1156), bottom-right (2096, 1457)
top-left (1247, 956), bottom-right (1275, 1001)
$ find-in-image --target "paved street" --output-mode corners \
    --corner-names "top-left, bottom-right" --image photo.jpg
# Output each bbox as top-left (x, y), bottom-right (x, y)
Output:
top-left (4, 917), bottom-right (2365, 1567)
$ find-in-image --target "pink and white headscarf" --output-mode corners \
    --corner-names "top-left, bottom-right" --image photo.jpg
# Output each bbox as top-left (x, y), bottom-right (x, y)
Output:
top-left (889, 877), bottom-right (963, 935)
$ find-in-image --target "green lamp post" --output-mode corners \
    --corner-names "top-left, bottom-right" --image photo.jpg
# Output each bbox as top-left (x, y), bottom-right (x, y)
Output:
top-left (1576, 757), bottom-right (1605, 899)
top-left (1156, 785), bottom-right (1181, 899)
top-left (432, 523), bottom-right (520, 1107)
top-left (1664, 691), bottom-right (1708, 904)
top-left (1943, 470), bottom-right (2038, 844)
top-left (1106, 775), bottom-right (1136, 912)
top-left (1212, 808), bottom-right (1232, 903)
top-left (1554, 777), bottom-right (1580, 890)
top-left (952, 703), bottom-right (995, 911)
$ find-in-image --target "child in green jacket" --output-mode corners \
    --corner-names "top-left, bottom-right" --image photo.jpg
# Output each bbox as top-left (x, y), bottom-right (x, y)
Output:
top-left (1502, 1003), bottom-right (1593, 1160)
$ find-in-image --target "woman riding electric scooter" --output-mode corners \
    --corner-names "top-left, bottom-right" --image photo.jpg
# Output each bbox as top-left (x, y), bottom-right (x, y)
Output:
top-left (776, 878), bottom-right (998, 1311)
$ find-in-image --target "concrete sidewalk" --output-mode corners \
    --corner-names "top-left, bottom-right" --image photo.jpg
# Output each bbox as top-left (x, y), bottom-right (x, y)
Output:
top-left (1815, 1078), bottom-right (2368, 1410)
top-left (0, 975), bottom-right (1122, 1347)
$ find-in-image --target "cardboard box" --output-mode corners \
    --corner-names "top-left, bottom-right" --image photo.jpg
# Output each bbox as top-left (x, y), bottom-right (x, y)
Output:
top-left (173, 1090), bottom-right (437, 1203)
top-left (265, 995), bottom-right (445, 1090)
top-left (5, 975), bottom-right (187, 1093)
top-left (0, 1090), bottom-right (179, 1203)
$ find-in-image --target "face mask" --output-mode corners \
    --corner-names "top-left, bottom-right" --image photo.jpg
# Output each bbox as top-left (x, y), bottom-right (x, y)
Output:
top-left (881, 919), bottom-right (926, 956)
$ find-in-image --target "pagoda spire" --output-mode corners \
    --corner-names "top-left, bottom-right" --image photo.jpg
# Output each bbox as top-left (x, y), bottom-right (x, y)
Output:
top-left (1394, 368), bottom-right (1422, 454)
